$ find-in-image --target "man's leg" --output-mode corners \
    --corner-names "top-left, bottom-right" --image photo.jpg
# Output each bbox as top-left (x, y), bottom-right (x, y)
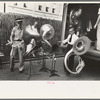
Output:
top-left (18, 43), bottom-right (25, 72)
top-left (10, 47), bottom-right (17, 71)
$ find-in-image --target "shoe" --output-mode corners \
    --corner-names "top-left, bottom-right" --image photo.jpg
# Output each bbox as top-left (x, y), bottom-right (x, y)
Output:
top-left (19, 67), bottom-right (24, 73)
top-left (19, 70), bottom-right (24, 73)
top-left (32, 53), bottom-right (35, 57)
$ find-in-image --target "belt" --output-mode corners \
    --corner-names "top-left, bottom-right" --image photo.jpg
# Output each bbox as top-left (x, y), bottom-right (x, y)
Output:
top-left (14, 40), bottom-right (22, 41)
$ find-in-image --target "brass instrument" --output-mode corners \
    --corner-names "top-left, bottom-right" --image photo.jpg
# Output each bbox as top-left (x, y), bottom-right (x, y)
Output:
top-left (64, 36), bottom-right (91, 74)
top-left (24, 24), bottom-right (55, 56)
top-left (40, 24), bottom-right (54, 40)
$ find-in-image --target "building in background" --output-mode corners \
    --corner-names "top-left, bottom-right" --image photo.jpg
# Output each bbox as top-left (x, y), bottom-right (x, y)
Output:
top-left (0, 2), bottom-right (64, 21)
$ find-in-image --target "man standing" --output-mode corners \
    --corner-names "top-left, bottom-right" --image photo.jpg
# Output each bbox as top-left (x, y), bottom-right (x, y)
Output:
top-left (9, 18), bottom-right (25, 73)
top-left (69, 7), bottom-right (82, 37)
top-left (94, 6), bottom-right (100, 51)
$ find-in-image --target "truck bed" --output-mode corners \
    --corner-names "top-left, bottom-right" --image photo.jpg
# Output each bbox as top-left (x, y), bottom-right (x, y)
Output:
top-left (83, 46), bottom-right (100, 61)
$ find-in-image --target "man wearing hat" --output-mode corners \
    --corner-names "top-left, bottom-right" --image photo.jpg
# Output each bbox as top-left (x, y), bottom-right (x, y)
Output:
top-left (9, 18), bottom-right (25, 73)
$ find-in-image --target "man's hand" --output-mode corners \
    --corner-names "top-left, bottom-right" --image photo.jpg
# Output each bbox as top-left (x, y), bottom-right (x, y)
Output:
top-left (94, 24), bottom-right (97, 29)
top-left (6, 40), bottom-right (13, 46)
top-left (59, 41), bottom-right (68, 49)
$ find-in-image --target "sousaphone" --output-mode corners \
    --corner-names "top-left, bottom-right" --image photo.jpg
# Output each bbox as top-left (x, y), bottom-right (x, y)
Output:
top-left (24, 24), bottom-right (55, 41)
top-left (64, 36), bottom-right (91, 74)
top-left (24, 24), bottom-right (55, 57)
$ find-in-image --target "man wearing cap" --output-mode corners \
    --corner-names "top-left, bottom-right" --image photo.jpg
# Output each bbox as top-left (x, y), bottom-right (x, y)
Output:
top-left (9, 18), bottom-right (25, 73)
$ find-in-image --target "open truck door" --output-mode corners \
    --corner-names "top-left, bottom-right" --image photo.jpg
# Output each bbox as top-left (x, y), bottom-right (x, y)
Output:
top-left (61, 3), bottom-right (100, 75)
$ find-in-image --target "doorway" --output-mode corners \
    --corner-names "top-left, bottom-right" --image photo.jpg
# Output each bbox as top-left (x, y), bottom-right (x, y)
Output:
top-left (66, 3), bottom-right (99, 41)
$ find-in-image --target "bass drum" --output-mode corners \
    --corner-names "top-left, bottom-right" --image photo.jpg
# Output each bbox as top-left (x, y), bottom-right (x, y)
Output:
top-left (64, 49), bottom-right (85, 75)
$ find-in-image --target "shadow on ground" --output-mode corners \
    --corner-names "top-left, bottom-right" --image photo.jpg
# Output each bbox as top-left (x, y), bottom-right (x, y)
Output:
top-left (0, 57), bottom-right (100, 80)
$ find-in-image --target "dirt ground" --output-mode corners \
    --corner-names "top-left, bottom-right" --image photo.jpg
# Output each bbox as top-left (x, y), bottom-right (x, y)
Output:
top-left (0, 57), bottom-right (100, 80)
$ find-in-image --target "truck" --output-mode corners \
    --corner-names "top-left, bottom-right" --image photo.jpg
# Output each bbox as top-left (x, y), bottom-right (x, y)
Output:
top-left (61, 3), bottom-right (100, 74)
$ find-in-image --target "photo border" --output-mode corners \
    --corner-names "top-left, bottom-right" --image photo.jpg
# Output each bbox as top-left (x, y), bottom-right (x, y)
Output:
top-left (0, 0), bottom-right (100, 99)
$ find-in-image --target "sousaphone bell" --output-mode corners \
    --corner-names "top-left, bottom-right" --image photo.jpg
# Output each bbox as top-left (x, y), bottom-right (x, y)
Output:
top-left (40, 24), bottom-right (55, 40)
top-left (73, 36), bottom-right (92, 55)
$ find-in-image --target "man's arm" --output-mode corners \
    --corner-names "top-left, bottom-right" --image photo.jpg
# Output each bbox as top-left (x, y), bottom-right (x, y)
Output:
top-left (69, 10), bottom-right (73, 24)
top-left (59, 35), bottom-right (70, 48)
top-left (10, 27), bottom-right (15, 44)
top-left (62, 35), bottom-right (70, 44)
top-left (94, 15), bottom-right (100, 29)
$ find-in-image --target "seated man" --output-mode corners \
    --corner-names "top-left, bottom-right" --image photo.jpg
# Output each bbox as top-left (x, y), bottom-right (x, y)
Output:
top-left (60, 27), bottom-right (79, 53)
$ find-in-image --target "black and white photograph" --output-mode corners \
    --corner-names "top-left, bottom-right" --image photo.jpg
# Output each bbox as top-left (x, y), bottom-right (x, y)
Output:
top-left (0, 2), bottom-right (100, 81)
top-left (0, 1), bottom-right (100, 99)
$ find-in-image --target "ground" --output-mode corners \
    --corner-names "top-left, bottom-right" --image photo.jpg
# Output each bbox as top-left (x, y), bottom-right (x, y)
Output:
top-left (0, 57), bottom-right (100, 80)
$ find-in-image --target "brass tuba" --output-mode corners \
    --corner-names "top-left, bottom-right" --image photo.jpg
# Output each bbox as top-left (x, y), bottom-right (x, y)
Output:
top-left (64, 36), bottom-right (91, 74)
top-left (24, 24), bottom-right (40, 40)
top-left (40, 24), bottom-right (55, 40)
top-left (24, 24), bottom-right (54, 40)
top-left (24, 24), bottom-right (55, 56)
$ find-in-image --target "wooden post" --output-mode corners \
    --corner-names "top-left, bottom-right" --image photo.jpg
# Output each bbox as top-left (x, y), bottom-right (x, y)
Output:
top-left (61, 3), bottom-right (68, 41)
top-left (4, 3), bottom-right (6, 13)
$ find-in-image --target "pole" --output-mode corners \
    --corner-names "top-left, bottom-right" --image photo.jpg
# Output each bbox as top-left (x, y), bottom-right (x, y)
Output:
top-left (4, 3), bottom-right (6, 13)
top-left (61, 3), bottom-right (68, 41)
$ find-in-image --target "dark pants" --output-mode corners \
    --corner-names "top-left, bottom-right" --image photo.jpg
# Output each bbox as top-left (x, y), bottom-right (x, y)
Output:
top-left (63, 44), bottom-right (73, 54)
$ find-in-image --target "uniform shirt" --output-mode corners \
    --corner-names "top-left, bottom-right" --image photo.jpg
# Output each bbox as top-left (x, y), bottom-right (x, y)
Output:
top-left (11, 26), bottom-right (23, 41)
top-left (63, 34), bottom-right (79, 45)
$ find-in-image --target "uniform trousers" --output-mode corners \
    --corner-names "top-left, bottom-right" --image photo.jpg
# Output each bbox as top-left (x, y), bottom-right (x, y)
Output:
top-left (10, 41), bottom-right (25, 71)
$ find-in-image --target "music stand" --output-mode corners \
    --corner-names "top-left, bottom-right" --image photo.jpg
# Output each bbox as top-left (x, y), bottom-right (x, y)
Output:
top-left (39, 51), bottom-right (51, 73)
top-left (49, 44), bottom-right (60, 77)
top-left (24, 52), bottom-right (41, 80)
top-left (49, 53), bottom-right (60, 77)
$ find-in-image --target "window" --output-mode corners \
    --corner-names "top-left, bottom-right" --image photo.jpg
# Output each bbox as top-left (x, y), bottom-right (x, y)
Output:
top-left (38, 5), bottom-right (42, 11)
top-left (23, 3), bottom-right (27, 8)
top-left (14, 3), bottom-right (17, 6)
top-left (46, 7), bottom-right (49, 12)
top-left (52, 8), bottom-right (55, 13)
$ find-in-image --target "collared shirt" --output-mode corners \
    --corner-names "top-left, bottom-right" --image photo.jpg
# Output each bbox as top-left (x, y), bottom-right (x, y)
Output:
top-left (63, 34), bottom-right (79, 45)
top-left (11, 26), bottom-right (23, 41)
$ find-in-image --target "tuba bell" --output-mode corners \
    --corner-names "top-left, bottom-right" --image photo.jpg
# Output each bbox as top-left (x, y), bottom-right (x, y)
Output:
top-left (24, 24), bottom-right (40, 40)
top-left (40, 24), bottom-right (55, 40)
top-left (73, 36), bottom-right (92, 55)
